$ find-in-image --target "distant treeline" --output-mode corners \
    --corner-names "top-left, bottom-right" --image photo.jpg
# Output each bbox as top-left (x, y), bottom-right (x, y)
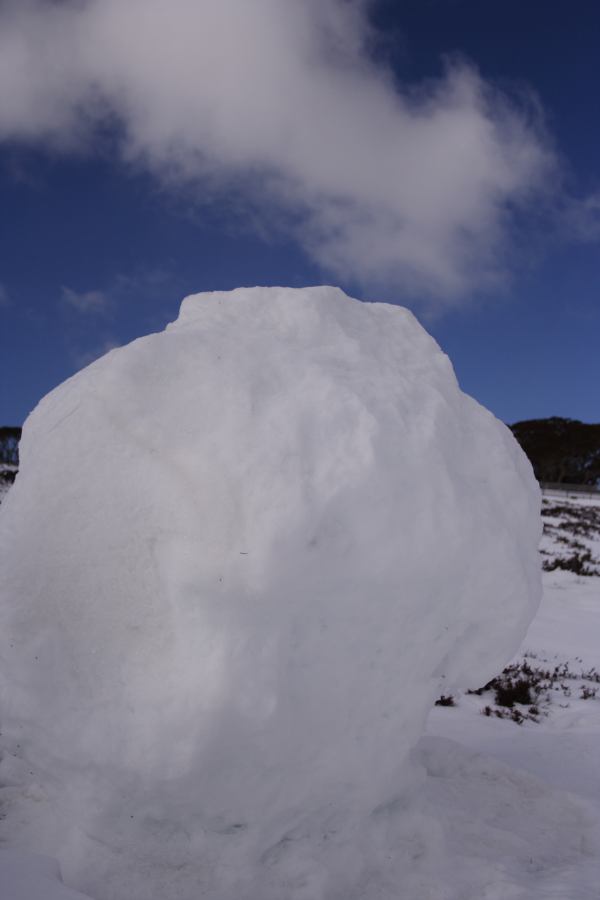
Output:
top-left (0, 426), bottom-right (21, 467)
top-left (510, 418), bottom-right (600, 487)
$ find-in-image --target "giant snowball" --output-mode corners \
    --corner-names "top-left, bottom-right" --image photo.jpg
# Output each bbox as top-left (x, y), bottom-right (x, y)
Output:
top-left (0, 287), bottom-right (541, 899)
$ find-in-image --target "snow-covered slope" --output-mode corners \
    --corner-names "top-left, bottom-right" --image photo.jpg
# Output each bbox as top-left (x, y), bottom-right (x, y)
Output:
top-left (540, 490), bottom-right (600, 575)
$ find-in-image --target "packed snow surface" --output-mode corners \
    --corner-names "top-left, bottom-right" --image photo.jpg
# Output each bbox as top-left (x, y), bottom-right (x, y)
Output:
top-left (0, 286), bottom-right (541, 899)
top-left (0, 851), bottom-right (94, 900)
top-left (427, 492), bottom-right (600, 898)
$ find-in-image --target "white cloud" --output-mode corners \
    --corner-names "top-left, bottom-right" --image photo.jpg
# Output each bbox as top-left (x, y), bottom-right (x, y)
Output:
top-left (61, 267), bottom-right (176, 317)
top-left (61, 285), bottom-right (111, 315)
top-left (561, 191), bottom-right (600, 242)
top-left (0, 0), bottom-right (557, 304)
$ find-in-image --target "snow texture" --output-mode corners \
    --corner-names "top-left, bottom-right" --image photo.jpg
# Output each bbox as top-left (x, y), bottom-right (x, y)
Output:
top-left (0, 286), bottom-right (541, 899)
top-left (0, 851), bottom-right (94, 900)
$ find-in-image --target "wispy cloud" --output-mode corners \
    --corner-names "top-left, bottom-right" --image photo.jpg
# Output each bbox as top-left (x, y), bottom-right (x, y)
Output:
top-left (59, 267), bottom-right (179, 370)
top-left (0, 0), bottom-right (558, 305)
top-left (61, 268), bottom-right (175, 317)
top-left (561, 191), bottom-right (600, 242)
top-left (0, 283), bottom-right (10, 307)
top-left (61, 285), bottom-right (111, 315)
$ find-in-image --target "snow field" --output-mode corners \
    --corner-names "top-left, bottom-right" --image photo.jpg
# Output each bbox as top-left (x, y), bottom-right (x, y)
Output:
top-left (428, 494), bottom-right (600, 898)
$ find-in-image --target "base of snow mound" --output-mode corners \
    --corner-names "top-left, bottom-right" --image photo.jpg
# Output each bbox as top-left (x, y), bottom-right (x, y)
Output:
top-left (0, 286), bottom-right (541, 899)
top-left (416, 737), bottom-right (600, 900)
top-left (0, 851), bottom-right (94, 900)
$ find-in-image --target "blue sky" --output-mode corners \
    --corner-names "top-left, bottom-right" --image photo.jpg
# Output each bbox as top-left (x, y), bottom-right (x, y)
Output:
top-left (1, 0), bottom-right (599, 426)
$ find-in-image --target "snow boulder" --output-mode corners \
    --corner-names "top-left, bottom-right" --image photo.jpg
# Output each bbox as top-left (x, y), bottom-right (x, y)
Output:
top-left (0, 286), bottom-right (541, 899)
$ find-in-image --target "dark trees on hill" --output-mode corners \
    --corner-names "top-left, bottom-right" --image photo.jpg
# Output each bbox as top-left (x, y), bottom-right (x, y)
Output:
top-left (0, 426), bottom-right (21, 466)
top-left (510, 418), bottom-right (600, 486)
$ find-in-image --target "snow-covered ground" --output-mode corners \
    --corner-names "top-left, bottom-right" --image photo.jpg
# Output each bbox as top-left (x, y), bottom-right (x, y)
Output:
top-left (426, 491), bottom-right (600, 898)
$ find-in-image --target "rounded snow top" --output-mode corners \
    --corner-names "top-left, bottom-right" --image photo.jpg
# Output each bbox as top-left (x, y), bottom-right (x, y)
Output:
top-left (171, 284), bottom-right (443, 371)
top-left (0, 285), bottom-right (541, 900)
top-left (176, 284), bottom-right (398, 325)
